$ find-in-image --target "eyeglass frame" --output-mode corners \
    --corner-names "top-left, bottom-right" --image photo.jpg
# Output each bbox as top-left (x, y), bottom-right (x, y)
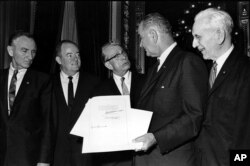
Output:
top-left (105, 50), bottom-right (125, 62)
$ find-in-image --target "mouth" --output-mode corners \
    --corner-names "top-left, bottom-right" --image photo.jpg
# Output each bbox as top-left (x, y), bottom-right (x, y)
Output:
top-left (198, 48), bottom-right (205, 53)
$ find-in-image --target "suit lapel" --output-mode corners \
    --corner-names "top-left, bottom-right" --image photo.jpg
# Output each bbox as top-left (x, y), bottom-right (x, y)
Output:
top-left (139, 46), bottom-right (180, 101)
top-left (69, 72), bottom-right (94, 127)
top-left (55, 73), bottom-right (68, 108)
top-left (0, 69), bottom-right (9, 119)
top-left (10, 70), bottom-right (33, 117)
top-left (208, 48), bottom-right (237, 96)
top-left (14, 70), bottom-right (31, 105)
top-left (111, 78), bottom-right (121, 95)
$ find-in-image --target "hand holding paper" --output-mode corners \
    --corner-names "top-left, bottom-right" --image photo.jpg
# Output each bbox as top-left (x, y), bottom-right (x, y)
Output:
top-left (133, 133), bottom-right (157, 152)
top-left (70, 95), bottom-right (153, 153)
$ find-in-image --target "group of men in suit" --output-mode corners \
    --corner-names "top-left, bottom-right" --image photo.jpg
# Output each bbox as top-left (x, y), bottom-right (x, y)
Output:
top-left (1, 7), bottom-right (250, 166)
top-left (0, 32), bottom-right (144, 166)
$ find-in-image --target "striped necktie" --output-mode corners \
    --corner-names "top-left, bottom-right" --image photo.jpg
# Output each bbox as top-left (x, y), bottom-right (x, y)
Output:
top-left (9, 70), bottom-right (18, 113)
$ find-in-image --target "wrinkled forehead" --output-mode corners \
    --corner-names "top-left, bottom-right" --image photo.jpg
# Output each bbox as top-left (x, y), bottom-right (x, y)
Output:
top-left (13, 36), bottom-right (36, 49)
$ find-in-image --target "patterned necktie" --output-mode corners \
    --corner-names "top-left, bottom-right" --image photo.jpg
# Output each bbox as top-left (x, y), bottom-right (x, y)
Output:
top-left (209, 61), bottom-right (217, 89)
top-left (68, 76), bottom-right (74, 110)
top-left (9, 70), bottom-right (18, 113)
top-left (121, 77), bottom-right (129, 95)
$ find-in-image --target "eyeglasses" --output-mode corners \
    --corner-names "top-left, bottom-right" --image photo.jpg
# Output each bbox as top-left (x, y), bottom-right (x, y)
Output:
top-left (105, 50), bottom-right (125, 62)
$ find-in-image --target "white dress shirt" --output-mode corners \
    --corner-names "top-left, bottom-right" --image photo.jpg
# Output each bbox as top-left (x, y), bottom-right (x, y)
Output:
top-left (60, 71), bottom-right (79, 104)
top-left (157, 42), bottom-right (177, 71)
top-left (113, 71), bottom-right (131, 95)
top-left (215, 44), bottom-right (234, 77)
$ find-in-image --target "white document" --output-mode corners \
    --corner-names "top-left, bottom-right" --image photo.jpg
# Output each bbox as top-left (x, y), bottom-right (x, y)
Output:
top-left (70, 95), bottom-right (153, 153)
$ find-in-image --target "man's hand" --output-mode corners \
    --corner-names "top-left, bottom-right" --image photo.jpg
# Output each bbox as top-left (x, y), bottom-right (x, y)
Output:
top-left (133, 133), bottom-right (157, 152)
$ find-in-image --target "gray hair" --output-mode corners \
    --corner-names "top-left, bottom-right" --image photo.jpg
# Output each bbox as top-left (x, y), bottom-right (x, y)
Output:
top-left (194, 8), bottom-right (234, 35)
top-left (139, 12), bottom-right (172, 35)
top-left (101, 41), bottom-right (122, 63)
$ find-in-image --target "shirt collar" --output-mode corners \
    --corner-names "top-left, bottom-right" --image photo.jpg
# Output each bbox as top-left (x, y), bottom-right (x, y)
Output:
top-left (215, 44), bottom-right (234, 76)
top-left (113, 70), bottom-right (131, 80)
top-left (60, 71), bottom-right (79, 81)
top-left (9, 63), bottom-right (27, 74)
top-left (157, 42), bottom-right (177, 69)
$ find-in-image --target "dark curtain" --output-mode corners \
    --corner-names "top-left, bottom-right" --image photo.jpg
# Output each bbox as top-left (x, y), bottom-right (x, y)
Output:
top-left (75, 1), bottom-right (109, 79)
top-left (0, 1), bottom-right (30, 69)
top-left (31, 1), bottom-right (64, 74)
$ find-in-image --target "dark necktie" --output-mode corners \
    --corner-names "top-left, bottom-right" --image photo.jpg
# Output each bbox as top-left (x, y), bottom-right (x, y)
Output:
top-left (150, 59), bottom-right (160, 81)
top-left (121, 77), bottom-right (129, 95)
top-left (68, 76), bottom-right (74, 110)
top-left (153, 59), bottom-right (160, 74)
top-left (9, 70), bottom-right (18, 113)
top-left (209, 61), bottom-right (217, 89)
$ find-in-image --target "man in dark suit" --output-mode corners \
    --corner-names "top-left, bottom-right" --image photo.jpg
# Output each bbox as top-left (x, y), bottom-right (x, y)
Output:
top-left (133, 13), bottom-right (208, 166)
top-left (192, 8), bottom-right (250, 166)
top-left (52, 40), bottom-right (100, 166)
top-left (92, 42), bottom-right (145, 166)
top-left (0, 31), bottom-right (52, 166)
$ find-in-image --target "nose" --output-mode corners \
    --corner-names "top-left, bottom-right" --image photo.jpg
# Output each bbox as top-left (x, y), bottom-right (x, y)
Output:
top-left (192, 38), bottom-right (198, 48)
top-left (26, 51), bottom-right (33, 60)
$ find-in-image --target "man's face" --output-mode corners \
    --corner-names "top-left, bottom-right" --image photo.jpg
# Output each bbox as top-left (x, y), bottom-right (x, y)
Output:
top-left (7, 36), bottom-right (37, 70)
top-left (104, 45), bottom-right (131, 76)
top-left (56, 43), bottom-right (81, 75)
top-left (192, 19), bottom-right (218, 60)
top-left (138, 24), bottom-right (158, 57)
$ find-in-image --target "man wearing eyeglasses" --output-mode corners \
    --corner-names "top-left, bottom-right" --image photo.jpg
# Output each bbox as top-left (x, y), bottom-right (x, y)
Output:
top-left (92, 42), bottom-right (145, 166)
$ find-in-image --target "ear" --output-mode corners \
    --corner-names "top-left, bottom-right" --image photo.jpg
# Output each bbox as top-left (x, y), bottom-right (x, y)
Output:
top-left (149, 29), bottom-right (158, 44)
top-left (216, 28), bottom-right (225, 45)
top-left (55, 56), bottom-right (62, 65)
top-left (104, 61), bottom-right (113, 70)
top-left (7, 46), bottom-right (13, 57)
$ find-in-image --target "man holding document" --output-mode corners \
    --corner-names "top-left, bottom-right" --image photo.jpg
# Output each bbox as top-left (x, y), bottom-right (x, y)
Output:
top-left (133, 13), bottom-right (208, 166)
top-left (90, 42), bottom-right (145, 166)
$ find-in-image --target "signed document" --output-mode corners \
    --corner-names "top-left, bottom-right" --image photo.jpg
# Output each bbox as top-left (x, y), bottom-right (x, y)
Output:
top-left (70, 95), bottom-right (152, 153)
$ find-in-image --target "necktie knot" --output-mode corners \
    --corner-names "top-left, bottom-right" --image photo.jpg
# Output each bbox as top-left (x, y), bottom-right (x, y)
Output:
top-left (68, 76), bottom-right (73, 81)
top-left (212, 61), bottom-right (217, 72)
top-left (121, 77), bottom-right (125, 82)
top-left (13, 69), bottom-right (18, 75)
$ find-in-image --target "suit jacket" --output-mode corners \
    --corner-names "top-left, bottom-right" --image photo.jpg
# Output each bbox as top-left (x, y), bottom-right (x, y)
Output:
top-left (92, 71), bottom-right (145, 166)
top-left (0, 68), bottom-right (52, 166)
top-left (195, 48), bottom-right (250, 166)
top-left (52, 71), bottom-right (100, 166)
top-left (134, 46), bottom-right (208, 166)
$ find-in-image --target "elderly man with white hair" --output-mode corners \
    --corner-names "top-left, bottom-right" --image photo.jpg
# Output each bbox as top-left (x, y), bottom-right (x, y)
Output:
top-left (192, 7), bottom-right (250, 166)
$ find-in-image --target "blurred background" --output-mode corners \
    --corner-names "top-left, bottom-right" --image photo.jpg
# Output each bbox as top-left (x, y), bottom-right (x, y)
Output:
top-left (0, 1), bottom-right (249, 79)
